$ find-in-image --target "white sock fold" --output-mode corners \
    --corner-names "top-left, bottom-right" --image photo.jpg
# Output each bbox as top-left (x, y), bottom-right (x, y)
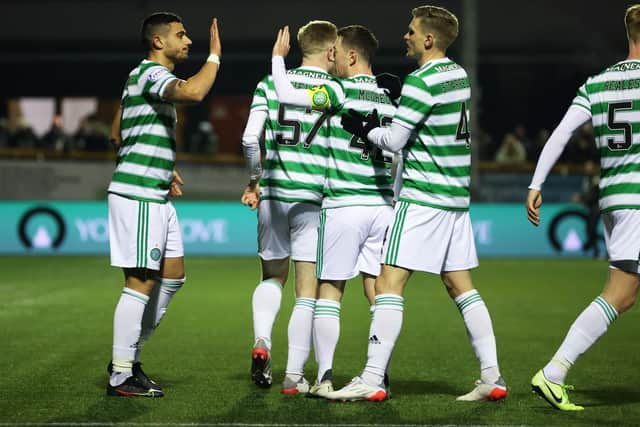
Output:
top-left (454, 289), bottom-right (500, 382)
top-left (285, 297), bottom-right (315, 376)
top-left (363, 294), bottom-right (403, 386)
top-left (544, 296), bottom-right (618, 384)
top-left (313, 299), bottom-right (341, 383)
top-left (135, 277), bottom-right (185, 362)
top-left (252, 279), bottom-right (283, 350)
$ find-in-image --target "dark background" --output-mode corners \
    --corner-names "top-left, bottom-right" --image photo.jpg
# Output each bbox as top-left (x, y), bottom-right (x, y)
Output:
top-left (0, 0), bottom-right (631, 138)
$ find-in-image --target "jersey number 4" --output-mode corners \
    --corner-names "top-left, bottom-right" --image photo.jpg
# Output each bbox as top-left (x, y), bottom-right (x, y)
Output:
top-left (275, 104), bottom-right (329, 148)
top-left (607, 101), bottom-right (633, 151)
top-left (349, 114), bottom-right (393, 163)
top-left (456, 101), bottom-right (470, 149)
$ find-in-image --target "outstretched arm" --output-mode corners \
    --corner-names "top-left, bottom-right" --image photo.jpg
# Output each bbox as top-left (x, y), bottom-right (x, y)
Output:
top-left (368, 122), bottom-right (413, 153)
top-left (163, 18), bottom-right (222, 103)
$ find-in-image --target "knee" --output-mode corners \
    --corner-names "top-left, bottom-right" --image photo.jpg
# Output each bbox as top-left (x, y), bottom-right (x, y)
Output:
top-left (374, 277), bottom-right (399, 295)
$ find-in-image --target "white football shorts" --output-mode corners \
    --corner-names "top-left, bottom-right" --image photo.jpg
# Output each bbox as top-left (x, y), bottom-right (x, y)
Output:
top-left (316, 205), bottom-right (394, 280)
top-left (108, 193), bottom-right (184, 271)
top-left (602, 209), bottom-right (640, 273)
top-left (383, 201), bottom-right (478, 274)
top-left (257, 199), bottom-right (320, 262)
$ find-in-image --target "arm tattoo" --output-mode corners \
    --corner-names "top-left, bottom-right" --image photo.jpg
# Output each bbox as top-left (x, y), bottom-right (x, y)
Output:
top-left (163, 79), bottom-right (184, 101)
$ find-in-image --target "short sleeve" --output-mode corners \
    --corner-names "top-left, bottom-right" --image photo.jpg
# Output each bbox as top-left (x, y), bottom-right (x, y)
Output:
top-left (392, 74), bottom-right (433, 129)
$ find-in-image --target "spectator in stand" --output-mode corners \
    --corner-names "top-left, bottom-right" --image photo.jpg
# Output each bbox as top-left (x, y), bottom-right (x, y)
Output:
top-left (40, 114), bottom-right (71, 153)
top-left (475, 127), bottom-right (496, 161)
top-left (185, 120), bottom-right (219, 154)
top-left (75, 113), bottom-right (110, 151)
top-left (528, 128), bottom-right (550, 162)
top-left (562, 122), bottom-right (598, 164)
top-left (0, 118), bottom-right (8, 148)
top-left (494, 133), bottom-right (527, 164)
top-left (6, 114), bottom-right (37, 148)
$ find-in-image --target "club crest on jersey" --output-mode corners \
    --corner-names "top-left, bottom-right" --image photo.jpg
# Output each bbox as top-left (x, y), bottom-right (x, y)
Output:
top-left (309, 86), bottom-right (330, 109)
top-left (150, 247), bottom-right (162, 261)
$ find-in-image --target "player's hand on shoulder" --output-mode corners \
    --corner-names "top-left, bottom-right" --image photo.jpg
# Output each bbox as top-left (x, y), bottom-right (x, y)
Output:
top-left (241, 182), bottom-right (260, 210)
top-left (210, 18), bottom-right (222, 57)
top-left (272, 26), bottom-right (290, 58)
top-left (525, 189), bottom-right (542, 227)
top-left (341, 108), bottom-right (380, 147)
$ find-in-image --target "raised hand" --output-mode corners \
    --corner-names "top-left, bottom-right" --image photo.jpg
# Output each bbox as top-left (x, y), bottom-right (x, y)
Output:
top-left (272, 26), bottom-right (290, 58)
top-left (526, 189), bottom-right (542, 226)
top-left (210, 17), bottom-right (221, 57)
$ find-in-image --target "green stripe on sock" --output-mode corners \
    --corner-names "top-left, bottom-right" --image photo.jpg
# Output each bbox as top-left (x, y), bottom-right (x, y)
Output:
top-left (296, 298), bottom-right (316, 310)
top-left (375, 295), bottom-right (404, 309)
top-left (456, 293), bottom-right (483, 312)
top-left (595, 296), bottom-right (618, 323)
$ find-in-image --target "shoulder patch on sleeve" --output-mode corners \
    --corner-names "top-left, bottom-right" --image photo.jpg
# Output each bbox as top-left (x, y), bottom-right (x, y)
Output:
top-left (148, 68), bottom-right (166, 82)
top-left (308, 86), bottom-right (331, 109)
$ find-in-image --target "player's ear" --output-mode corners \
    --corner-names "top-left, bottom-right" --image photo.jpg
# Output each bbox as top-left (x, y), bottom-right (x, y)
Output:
top-left (152, 34), bottom-right (164, 50)
top-left (424, 33), bottom-right (434, 50)
top-left (349, 49), bottom-right (357, 66)
top-left (327, 46), bottom-right (335, 62)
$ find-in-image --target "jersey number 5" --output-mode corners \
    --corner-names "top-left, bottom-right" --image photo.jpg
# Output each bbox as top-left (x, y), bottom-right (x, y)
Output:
top-left (275, 104), bottom-right (329, 148)
top-left (607, 101), bottom-right (633, 151)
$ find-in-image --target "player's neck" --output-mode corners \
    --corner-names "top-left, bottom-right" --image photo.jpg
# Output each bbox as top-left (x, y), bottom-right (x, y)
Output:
top-left (417, 49), bottom-right (446, 67)
top-left (148, 51), bottom-right (175, 71)
top-left (347, 64), bottom-right (373, 77)
top-left (301, 53), bottom-right (331, 72)
top-left (627, 41), bottom-right (640, 60)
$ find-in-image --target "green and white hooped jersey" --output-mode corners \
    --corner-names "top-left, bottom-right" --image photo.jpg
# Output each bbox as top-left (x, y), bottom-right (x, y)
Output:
top-left (323, 75), bottom-right (396, 209)
top-left (251, 67), bottom-right (343, 205)
top-left (394, 58), bottom-right (471, 211)
top-left (572, 60), bottom-right (640, 212)
top-left (108, 60), bottom-right (178, 203)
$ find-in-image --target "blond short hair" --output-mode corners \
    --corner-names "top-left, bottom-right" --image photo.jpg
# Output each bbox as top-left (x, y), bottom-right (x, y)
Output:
top-left (412, 5), bottom-right (459, 51)
top-left (625, 5), bottom-right (640, 43)
top-left (297, 20), bottom-right (337, 56)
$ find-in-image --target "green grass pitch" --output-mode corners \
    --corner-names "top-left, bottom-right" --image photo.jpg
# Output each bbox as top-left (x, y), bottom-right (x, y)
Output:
top-left (1, 256), bottom-right (640, 426)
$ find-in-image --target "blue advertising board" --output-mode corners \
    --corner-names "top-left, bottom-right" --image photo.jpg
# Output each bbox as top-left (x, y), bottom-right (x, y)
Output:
top-left (0, 201), bottom-right (602, 257)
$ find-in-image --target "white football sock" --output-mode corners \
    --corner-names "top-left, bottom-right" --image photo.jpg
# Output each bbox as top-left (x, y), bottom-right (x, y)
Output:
top-left (252, 279), bottom-right (283, 350)
top-left (362, 294), bottom-right (403, 386)
top-left (313, 299), bottom-right (341, 383)
top-left (454, 289), bottom-right (500, 383)
top-left (111, 288), bottom-right (149, 386)
top-left (285, 297), bottom-right (315, 376)
top-left (135, 277), bottom-right (185, 362)
top-left (544, 296), bottom-right (618, 384)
